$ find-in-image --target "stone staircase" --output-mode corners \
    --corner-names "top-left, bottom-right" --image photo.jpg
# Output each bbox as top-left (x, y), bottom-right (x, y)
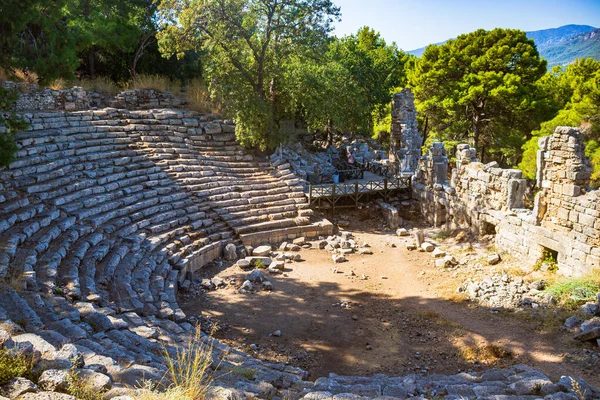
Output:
top-left (0, 107), bottom-right (331, 397)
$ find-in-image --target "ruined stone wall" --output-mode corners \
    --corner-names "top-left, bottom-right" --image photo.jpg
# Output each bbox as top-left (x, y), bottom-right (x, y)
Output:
top-left (2, 82), bottom-right (90, 111)
top-left (389, 88), bottom-right (422, 173)
top-left (2, 81), bottom-right (183, 111)
top-left (413, 127), bottom-right (600, 276)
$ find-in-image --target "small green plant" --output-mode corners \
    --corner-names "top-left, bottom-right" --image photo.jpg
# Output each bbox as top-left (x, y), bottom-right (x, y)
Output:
top-left (67, 369), bottom-right (106, 400)
top-left (533, 249), bottom-right (558, 272)
top-left (545, 268), bottom-right (600, 309)
top-left (254, 259), bottom-right (266, 269)
top-left (433, 229), bottom-right (453, 240)
top-left (227, 366), bottom-right (256, 380)
top-left (0, 348), bottom-right (36, 386)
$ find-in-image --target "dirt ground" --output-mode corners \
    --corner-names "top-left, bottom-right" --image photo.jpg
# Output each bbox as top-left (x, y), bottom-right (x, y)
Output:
top-left (179, 209), bottom-right (600, 386)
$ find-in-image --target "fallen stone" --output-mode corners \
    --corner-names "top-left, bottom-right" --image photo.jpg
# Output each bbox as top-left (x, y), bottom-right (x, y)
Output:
top-left (245, 270), bottom-right (265, 283)
top-left (270, 261), bottom-right (285, 271)
top-left (432, 248), bottom-right (446, 258)
top-left (253, 245), bottom-right (272, 257)
top-left (396, 228), bottom-right (409, 236)
top-left (357, 248), bottom-right (373, 255)
top-left (421, 242), bottom-right (434, 252)
top-left (1, 377), bottom-right (38, 398)
top-left (237, 259), bottom-right (251, 269)
top-left (414, 230), bottom-right (424, 247)
top-left (263, 281), bottom-right (273, 291)
top-left (38, 370), bottom-right (69, 392)
top-left (272, 330), bottom-right (281, 337)
top-left (223, 243), bottom-right (238, 261)
top-left (435, 258), bottom-right (450, 268)
top-left (406, 243), bottom-right (417, 250)
top-left (278, 242), bottom-right (288, 251)
top-left (574, 327), bottom-right (600, 342)
top-left (488, 253), bottom-right (501, 265)
top-left (332, 255), bottom-right (346, 263)
top-left (580, 302), bottom-right (599, 316)
top-left (200, 279), bottom-right (215, 290)
top-left (240, 281), bottom-right (253, 291)
top-left (317, 240), bottom-right (328, 249)
top-left (292, 237), bottom-right (306, 245)
top-left (564, 316), bottom-right (582, 329)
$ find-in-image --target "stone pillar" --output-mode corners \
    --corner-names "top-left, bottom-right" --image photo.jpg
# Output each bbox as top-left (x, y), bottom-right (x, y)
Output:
top-left (429, 142), bottom-right (448, 185)
top-left (538, 127), bottom-right (592, 197)
top-left (389, 88), bottom-right (422, 173)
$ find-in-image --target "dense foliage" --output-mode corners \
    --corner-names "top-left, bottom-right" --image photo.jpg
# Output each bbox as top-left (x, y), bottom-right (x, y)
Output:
top-left (408, 28), bottom-right (548, 165)
top-left (0, 88), bottom-right (29, 167)
top-left (518, 59), bottom-right (600, 185)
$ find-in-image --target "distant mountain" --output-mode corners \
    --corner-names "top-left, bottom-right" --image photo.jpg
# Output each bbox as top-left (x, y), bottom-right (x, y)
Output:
top-left (406, 40), bottom-right (447, 58)
top-left (406, 24), bottom-right (599, 69)
top-left (541, 28), bottom-right (600, 68)
top-left (527, 24), bottom-right (597, 51)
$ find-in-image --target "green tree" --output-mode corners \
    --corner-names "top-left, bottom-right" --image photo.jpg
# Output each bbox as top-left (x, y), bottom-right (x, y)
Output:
top-left (408, 28), bottom-right (547, 164)
top-left (156, 0), bottom-right (340, 149)
top-left (0, 0), bottom-right (79, 82)
top-left (518, 59), bottom-right (600, 183)
top-left (0, 88), bottom-right (29, 167)
top-left (330, 27), bottom-right (411, 136)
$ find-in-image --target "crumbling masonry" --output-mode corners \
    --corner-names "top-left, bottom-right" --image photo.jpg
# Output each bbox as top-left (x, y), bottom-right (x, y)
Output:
top-left (389, 88), bottom-right (422, 173)
top-left (412, 128), bottom-right (600, 277)
top-left (388, 88), bottom-right (600, 277)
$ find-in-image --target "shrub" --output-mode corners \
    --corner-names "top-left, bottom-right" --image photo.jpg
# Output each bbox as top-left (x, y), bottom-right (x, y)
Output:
top-left (545, 269), bottom-right (600, 309)
top-left (0, 348), bottom-right (36, 386)
top-left (0, 87), bottom-right (29, 167)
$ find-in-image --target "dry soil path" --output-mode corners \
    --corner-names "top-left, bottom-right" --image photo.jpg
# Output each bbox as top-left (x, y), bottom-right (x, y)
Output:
top-left (180, 230), bottom-right (598, 386)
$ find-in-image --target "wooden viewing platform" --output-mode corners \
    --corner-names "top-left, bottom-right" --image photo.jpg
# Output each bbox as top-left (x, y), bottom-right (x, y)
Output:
top-left (306, 161), bottom-right (412, 216)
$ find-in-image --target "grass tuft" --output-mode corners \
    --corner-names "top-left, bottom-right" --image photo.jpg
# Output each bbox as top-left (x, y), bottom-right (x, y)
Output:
top-left (132, 326), bottom-right (215, 400)
top-left (186, 78), bottom-right (222, 114)
top-left (0, 348), bottom-right (36, 386)
top-left (545, 268), bottom-right (600, 310)
top-left (78, 77), bottom-right (119, 95)
top-left (458, 343), bottom-right (512, 364)
top-left (46, 78), bottom-right (70, 90)
top-left (67, 369), bottom-right (105, 400)
top-left (129, 74), bottom-right (180, 94)
top-left (12, 69), bottom-right (39, 85)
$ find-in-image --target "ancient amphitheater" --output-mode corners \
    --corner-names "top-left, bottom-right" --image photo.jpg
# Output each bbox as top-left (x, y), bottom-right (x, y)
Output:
top-left (0, 84), bottom-right (598, 400)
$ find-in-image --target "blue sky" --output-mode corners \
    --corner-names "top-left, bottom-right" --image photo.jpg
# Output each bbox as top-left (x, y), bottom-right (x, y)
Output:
top-left (332, 0), bottom-right (600, 51)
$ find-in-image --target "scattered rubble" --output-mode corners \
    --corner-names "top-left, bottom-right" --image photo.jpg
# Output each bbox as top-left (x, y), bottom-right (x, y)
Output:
top-left (458, 274), bottom-right (555, 309)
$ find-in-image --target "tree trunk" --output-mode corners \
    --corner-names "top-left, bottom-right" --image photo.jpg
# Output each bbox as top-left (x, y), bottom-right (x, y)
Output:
top-left (88, 48), bottom-right (95, 78)
top-left (269, 77), bottom-right (279, 136)
top-left (327, 119), bottom-right (333, 146)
